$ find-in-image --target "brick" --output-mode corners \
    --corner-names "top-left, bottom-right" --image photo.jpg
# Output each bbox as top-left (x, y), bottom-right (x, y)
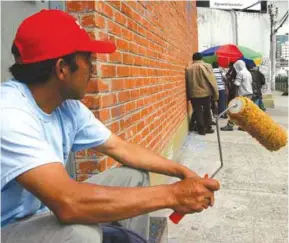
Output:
top-left (101, 64), bottom-right (116, 78)
top-left (86, 79), bottom-right (109, 93)
top-left (81, 95), bottom-right (100, 109)
top-left (111, 79), bottom-right (124, 91)
top-left (121, 3), bottom-right (134, 18)
top-left (115, 12), bottom-right (127, 26)
top-left (117, 66), bottom-right (131, 77)
top-left (107, 0), bottom-right (121, 10)
top-left (75, 150), bottom-right (86, 159)
top-left (96, 159), bottom-right (107, 172)
top-left (102, 3), bottom-right (114, 18)
top-left (134, 56), bottom-right (143, 66)
top-left (130, 67), bottom-right (139, 77)
top-left (87, 148), bottom-right (104, 159)
top-left (125, 101), bottom-right (136, 113)
top-left (111, 105), bottom-right (126, 118)
top-left (99, 93), bottom-right (117, 108)
top-left (128, 43), bottom-right (138, 54)
top-left (106, 157), bottom-right (118, 168)
top-left (76, 174), bottom-right (91, 182)
top-left (81, 14), bottom-right (106, 28)
top-left (94, 109), bottom-right (111, 122)
top-left (108, 21), bottom-right (122, 36)
top-left (121, 28), bottom-right (133, 41)
top-left (127, 19), bottom-right (138, 32)
top-left (77, 161), bottom-right (100, 174)
top-left (138, 25), bottom-right (147, 37)
top-left (126, 1), bottom-right (137, 11)
top-left (107, 121), bottom-right (120, 133)
top-left (138, 46), bottom-right (146, 56)
top-left (136, 99), bottom-right (144, 108)
top-left (109, 51), bottom-right (122, 63)
top-left (130, 89), bottom-right (140, 100)
top-left (97, 54), bottom-right (108, 62)
top-left (66, 1), bottom-right (85, 11)
top-left (98, 32), bottom-right (116, 44)
top-left (86, 1), bottom-right (97, 11)
top-left (132, 112), bottom-right (141, 122)
top-left (123, 79), bottom-right (135, 89)
top-left (122, 53), bottom-right (134, 65)
top-left (139, 1), bottom-right (148, 9)
top-left (116, 39), bottom-right (129, 51)
top-left (118, 90), bottom-right (131, 102)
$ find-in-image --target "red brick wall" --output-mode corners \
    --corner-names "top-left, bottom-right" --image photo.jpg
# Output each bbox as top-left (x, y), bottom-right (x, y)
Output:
top-left (66, 0), bottom-right (198, 181)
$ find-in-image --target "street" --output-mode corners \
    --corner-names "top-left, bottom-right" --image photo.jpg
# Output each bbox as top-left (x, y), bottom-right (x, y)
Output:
top-left (168, 92), bottom-right (288, 243)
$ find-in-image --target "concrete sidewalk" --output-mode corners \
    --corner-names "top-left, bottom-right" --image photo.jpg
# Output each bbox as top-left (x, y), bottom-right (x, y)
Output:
top-left (168, 92), bottom-right (288, 243)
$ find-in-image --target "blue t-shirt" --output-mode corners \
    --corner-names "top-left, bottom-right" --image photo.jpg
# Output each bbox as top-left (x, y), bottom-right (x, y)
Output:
top-left (1, 80), bottom-right (112, 227)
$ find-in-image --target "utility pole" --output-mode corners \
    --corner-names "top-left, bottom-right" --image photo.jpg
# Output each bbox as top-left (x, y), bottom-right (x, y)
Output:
top-left (268, 3), bottom-right (278, 91)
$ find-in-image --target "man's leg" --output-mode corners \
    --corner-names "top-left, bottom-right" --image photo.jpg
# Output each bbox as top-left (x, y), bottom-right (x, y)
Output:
top-left (202, 96), bottom-right (214, 133)
top-left (85, 166), bottom-right (150, 240)
top-left (189, 111), bottom-right (197, 131)
top-left (2, 213), bottom-right (103, 243)
top-left (259, 98), bottom-right (266, 111)
top-left (218, 90), bottom-right (227, 115)
top-left (191, 98), bottom-right (205, 134)
top-left (221, 120), bottom-right (234, 131)
top-left (189, 100), bottom-right (197, 131)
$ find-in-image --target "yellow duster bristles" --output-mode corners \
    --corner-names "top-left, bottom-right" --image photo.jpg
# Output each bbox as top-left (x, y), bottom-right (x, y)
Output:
top-left (228, 97), bottom-right (288, 151)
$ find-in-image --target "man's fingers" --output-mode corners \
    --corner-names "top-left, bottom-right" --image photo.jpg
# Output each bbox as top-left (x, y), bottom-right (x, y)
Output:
top-left (210, 194), bottom-right (215, 207)
top-left (194, 206), bottom-right (204, 213)
top-left (201, 178), bottom-right (220, 191)
top-left (202, 191), bottom-right (215, 207)
top-left (203, 197), bottom-right (211, 209)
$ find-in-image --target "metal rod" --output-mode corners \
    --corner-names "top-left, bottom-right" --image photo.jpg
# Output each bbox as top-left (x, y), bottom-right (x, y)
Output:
top-left (210, 104), bottom-right (238, 178)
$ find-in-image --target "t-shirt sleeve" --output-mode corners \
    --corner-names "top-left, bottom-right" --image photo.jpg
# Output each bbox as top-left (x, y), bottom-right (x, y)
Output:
top-left (1, 109), bottom-right (61, 189)
top-left (71, 102), bottom-right (112, 152)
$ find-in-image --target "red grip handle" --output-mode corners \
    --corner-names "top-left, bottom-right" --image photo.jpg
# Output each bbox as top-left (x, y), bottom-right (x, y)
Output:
top-left (169, 174), bottom-right (209, 224)
top-left (169, 212), bottom-right (184, 224)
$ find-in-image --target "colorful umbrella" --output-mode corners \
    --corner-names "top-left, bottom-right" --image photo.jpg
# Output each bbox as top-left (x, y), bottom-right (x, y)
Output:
top-left (201, 44), bottom-right (263, 68)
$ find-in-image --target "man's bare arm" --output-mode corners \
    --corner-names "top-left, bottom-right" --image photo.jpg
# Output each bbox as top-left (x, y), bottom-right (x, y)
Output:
top-left (96, 134), bottom-right (198, 179)
top-left (16, 163), bottom-right (219, 224)
top-left (17, 163), bottom-right (174, 223)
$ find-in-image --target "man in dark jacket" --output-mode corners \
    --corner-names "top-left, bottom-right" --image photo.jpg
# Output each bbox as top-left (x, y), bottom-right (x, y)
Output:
top-left (185, 53), bottom-right (219, 135)
top-left (247, 64), bottom-right (266, 111)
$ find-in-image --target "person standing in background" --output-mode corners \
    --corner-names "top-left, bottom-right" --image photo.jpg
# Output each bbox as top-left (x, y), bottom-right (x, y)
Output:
top-left (221, 60), bottom-right (253, 131)
top-left (212, 62), bottom-right (227, 117)
top-left (247, 64), bottom-right (266, 111)
top-left (185, 53), bottom-right (219, 135)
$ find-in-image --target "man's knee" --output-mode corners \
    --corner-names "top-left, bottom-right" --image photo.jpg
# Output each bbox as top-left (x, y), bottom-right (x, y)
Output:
top-left (65, 224), bottom-right (103, 243)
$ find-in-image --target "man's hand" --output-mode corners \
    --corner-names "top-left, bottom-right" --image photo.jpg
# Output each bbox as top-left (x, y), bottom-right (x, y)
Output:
top-left (169, 176), bottom-right (220, 214)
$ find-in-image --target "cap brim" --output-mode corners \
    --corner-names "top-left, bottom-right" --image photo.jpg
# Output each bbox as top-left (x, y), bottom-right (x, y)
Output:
top-left (79, 40), bottom-right (116, 54)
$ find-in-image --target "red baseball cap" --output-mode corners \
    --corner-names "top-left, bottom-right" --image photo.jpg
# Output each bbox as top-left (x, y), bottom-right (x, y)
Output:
top-left (14, 9), bottom-right (116, 64)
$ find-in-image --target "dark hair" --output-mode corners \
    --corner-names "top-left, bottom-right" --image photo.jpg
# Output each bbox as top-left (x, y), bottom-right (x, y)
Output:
top-left (9, 44), bottom-right (78, 85)
top-left (192, 52), bottom-right (203, 61)
top-left (212, 62), bottom-right (219, 68)
top-left (246, 62), bottom-right (254, 70)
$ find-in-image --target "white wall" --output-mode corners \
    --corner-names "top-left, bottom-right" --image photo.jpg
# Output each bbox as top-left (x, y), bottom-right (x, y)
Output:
top-left (197, 7), bottom-right (270, 58)
top-left (237, 12), bottom-right (270, 58)
top-left (197, 8), bottom-right (234, 51)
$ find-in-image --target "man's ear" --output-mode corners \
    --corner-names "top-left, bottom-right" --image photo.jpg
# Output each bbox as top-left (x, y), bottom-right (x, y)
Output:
top-left (55, 58), bottom-right (70, 80)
